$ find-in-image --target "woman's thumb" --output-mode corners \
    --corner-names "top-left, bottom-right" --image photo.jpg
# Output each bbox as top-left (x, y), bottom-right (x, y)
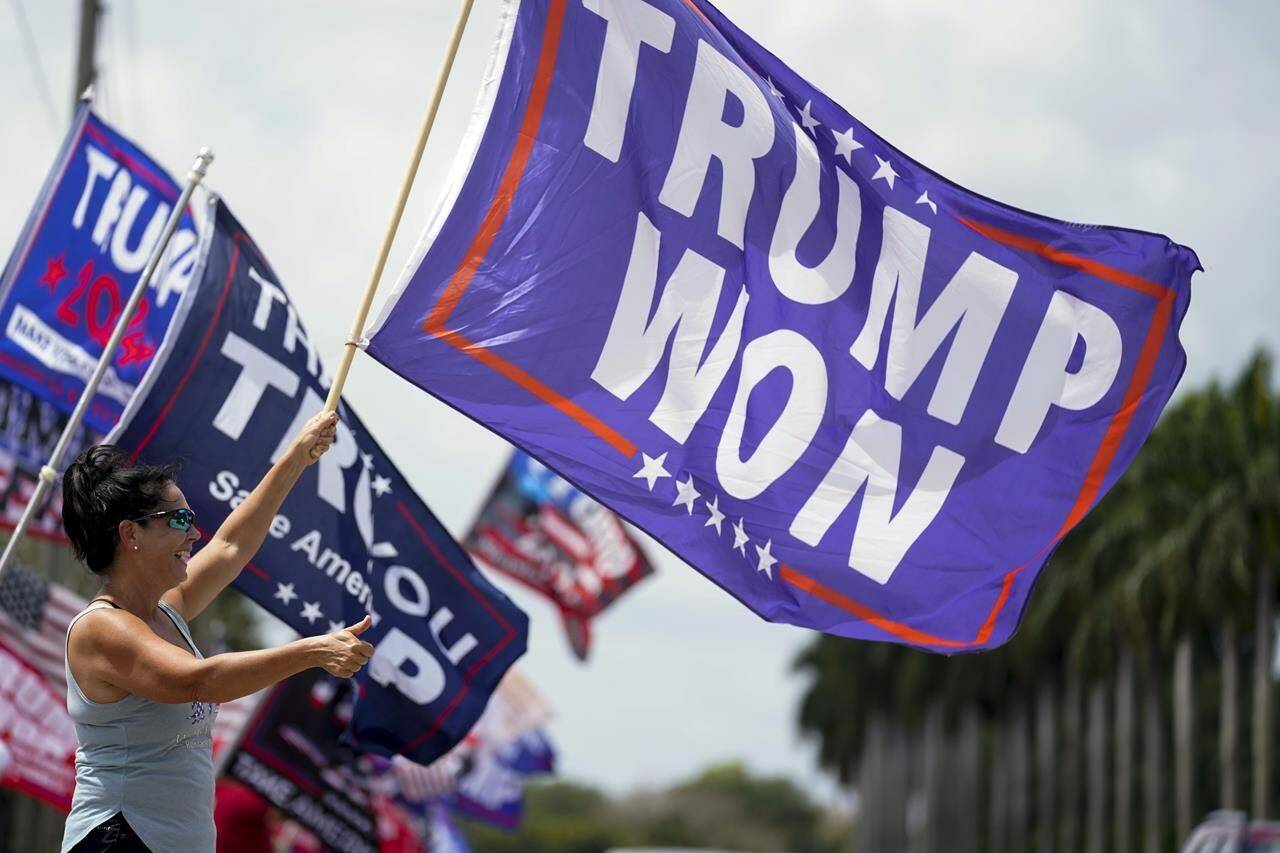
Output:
top-left (345, 614), bottom-right (373, 635)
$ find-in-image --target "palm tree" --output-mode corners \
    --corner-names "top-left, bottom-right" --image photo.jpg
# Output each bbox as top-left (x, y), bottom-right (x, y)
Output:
top-left (795, 351), bottom-right (1279, 848)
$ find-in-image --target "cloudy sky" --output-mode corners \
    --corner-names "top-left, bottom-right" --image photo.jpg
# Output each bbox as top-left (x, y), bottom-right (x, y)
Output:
top-left (3, 0), bottom-right (1276, 804)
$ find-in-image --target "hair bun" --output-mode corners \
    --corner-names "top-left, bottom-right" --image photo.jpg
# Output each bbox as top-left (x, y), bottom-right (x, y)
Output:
top-left (61, 445), bottom-right (180, 574)
top-left (66, 445), bottom-right (128, 491)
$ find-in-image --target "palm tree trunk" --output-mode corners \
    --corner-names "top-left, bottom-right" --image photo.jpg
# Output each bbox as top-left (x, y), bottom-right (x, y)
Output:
top-left (1009, 703), bottom-right (1030, 853)
top-left (859, 715), bottom-right (883, 853)
top-left (1174, 633), bottom-right (1195, 840)
top-left (1221, 619), bottom-right (1239, 810)
top-left (990, 716), bottom-right (1008, 853)
top-left (1087, 681), bottom-right (1108, 853)
top-left (958, 704), bottom-right (981, 853)
top-left (1036, 680), bottom-right (1057, 853)
top-left (1142, 654), bottom-right (1166, 853)
top-left (888, 722), bottom-right (910, 853)
top-left (1115, 649), bottom-right (1135, 852)
top-left (1253, 565), bottom-right (1274, 819)
top-left (1062, 672), bottom-right (1083, 853)
top-left (922, 702), bottom-right (944, 853)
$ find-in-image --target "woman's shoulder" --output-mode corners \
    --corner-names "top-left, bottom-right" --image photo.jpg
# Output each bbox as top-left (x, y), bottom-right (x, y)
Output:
top-left (67, 603), bottom-right (141, 650)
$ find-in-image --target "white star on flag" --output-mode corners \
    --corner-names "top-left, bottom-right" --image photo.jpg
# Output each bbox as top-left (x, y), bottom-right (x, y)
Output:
top-left (872, 155), bottom-right (899, 189)
top-left (328, 620), bottom-right (344, 633)
top-left (672, 475), bottom-right (701, 514)
top-left (300, 601), bottom-right (323, 624)
top-left (916, 191), bottom-right (937, 214)
top-left (361, 452), bottom-right (374, 468)
top-left (831, 127), bottom-right (861, 163)
top-left (798, 100), bottom-right (820, 133)
top-left (755, 539), bottom-right (778, 579)
top-left (766, 76), bottom-right (784, 99)
top-left (732, 518), bottom-right (749, 556)
top-left (273, 582), bottom-right (298, 605)
top-left (633, 452), bottom-right (670, 491)
top-left (372, 474), bottom-right (393, 497)
top-left (704, 494), bottom-right (726, 534)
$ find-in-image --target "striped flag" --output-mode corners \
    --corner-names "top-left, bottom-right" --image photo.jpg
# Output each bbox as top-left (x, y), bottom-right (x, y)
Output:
top-left (0, 638), bottom-right (77, 810)
top-left (387, 669), bottom-right (551, 804)
top-left (0, 563), bottom-right (82, 696)
top-left (211, 692), bottom-right (261, 758)
top-left (0, 563), bottom-right (81, 810)
top-left (0, 561), bottom-right (256, 756)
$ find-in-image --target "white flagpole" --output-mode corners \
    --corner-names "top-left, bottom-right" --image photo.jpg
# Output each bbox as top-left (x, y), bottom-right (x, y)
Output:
top-left (0, 147), bottom-right (215, 582)
top-left (321, 0), bottom-right (477, 418)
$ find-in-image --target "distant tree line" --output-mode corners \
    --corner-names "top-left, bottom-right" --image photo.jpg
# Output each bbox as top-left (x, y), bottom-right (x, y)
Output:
top-left (461, 761), bottom-right (852, 853)
top-left (795, 351), bottom-right (1280, 851)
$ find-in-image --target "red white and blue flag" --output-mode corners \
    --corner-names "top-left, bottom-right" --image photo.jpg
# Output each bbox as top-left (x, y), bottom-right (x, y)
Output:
top-left (0, 105), bottom-right (202, 433)
top-left (466, 451), bottom-right (652, 660)
top-left (365, 0), bottom-right (1200, 650)
top-left (0, 564), bottom-right (80, 811)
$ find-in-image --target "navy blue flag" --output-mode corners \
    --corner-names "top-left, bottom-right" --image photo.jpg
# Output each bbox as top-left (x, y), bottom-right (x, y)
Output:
top-left (109, 198), bottom-right (527, 763)
top-left (0, 104), bottom-right (201, 432)
top-left (365, 0), bottom-right (1199, 650)
top-left (224, 671), bottom-right (378, 853)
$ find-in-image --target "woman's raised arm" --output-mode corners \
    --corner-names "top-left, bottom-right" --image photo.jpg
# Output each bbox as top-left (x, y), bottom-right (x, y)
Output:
top-left (72, 609), bottom-right (373, 704)
top-left (164, 411), bottom-right (338, 621)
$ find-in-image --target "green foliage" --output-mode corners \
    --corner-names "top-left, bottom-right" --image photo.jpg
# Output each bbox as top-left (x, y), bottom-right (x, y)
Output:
top-left (461, 781), bottom-right (631, 853)
top-left (643, 761), bottom-right (838, 852)
top-left (459, 763), bottom-right (851, 853)
top-left (794, 350), bottom-right (1280, 778)
top-left (188, 585), bottom-right (262, 652)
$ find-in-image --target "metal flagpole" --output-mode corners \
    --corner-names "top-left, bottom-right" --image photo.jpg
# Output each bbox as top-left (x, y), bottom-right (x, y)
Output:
top-left (0, 147), bottom-right (215, 582)
top-left (321, 0), bottom-right (477, 419)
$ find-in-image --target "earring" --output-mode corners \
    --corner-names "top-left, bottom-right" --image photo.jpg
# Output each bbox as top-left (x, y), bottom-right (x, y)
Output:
top-left (134, 545), bottom-right (139, 551)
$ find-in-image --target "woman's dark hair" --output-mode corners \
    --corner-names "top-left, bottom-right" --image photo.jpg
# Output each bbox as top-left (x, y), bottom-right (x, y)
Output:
top-left (62, 445), bottom-right (181, 575)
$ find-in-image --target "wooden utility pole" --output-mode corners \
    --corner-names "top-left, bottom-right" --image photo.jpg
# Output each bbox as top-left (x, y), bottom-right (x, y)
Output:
top-left (73, 0), bottom-right (101, 108)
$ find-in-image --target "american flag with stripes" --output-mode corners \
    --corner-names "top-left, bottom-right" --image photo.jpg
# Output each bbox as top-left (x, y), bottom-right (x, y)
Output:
top-left (0, 376), bottom-right (99, 544)
top-left (0, 561), bottom-right (258, 754)
top-left (388, 669), bottom-right (551, 803)
top-left (0, 562), bottom-right (81, 696)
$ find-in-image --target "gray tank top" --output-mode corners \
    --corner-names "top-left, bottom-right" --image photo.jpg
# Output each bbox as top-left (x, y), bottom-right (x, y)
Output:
top-left (61, 600), bottom-right (219, 852)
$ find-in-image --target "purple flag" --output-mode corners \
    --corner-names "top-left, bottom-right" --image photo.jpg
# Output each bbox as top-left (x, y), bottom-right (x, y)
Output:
top-left (365, 0), bottom-right (1200, 650)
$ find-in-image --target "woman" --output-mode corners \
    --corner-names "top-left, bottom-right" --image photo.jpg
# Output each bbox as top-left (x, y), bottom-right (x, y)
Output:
top-left (59, 412), bottom-right (375, 852)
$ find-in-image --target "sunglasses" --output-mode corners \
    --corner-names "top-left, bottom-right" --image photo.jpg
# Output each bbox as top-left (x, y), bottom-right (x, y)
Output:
top-left (131, 507), bottom-right (197, 532)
